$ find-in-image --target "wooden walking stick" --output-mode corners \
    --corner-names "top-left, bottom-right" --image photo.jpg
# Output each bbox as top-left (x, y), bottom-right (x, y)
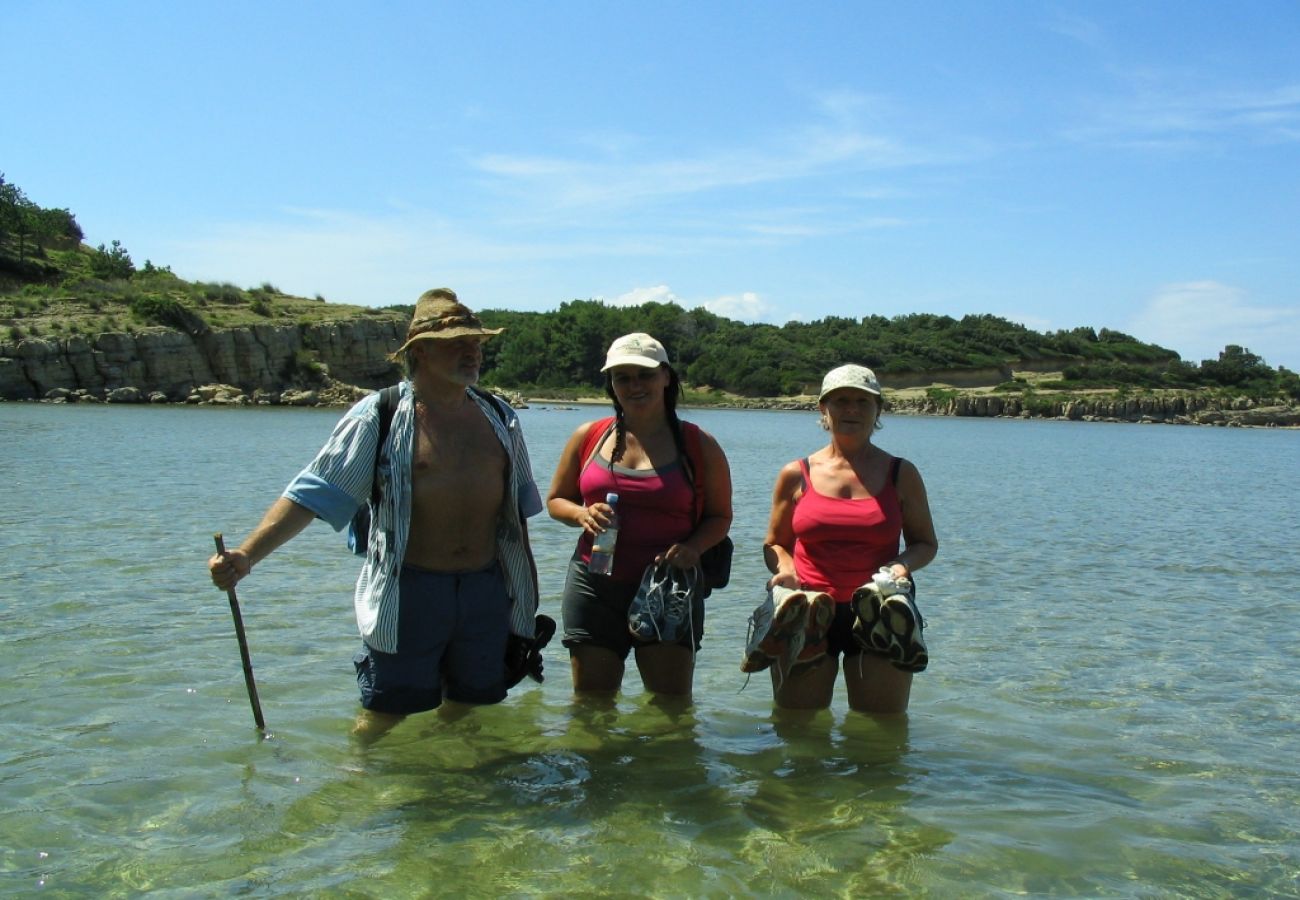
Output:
top-left (214, 533), bottom-right (266, 731)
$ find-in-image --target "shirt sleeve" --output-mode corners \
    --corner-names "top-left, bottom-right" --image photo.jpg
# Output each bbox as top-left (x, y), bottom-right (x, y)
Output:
top-left (282, 395), bottom-right (379, 531)
top-left (508, 409), bottom-right (543, 519)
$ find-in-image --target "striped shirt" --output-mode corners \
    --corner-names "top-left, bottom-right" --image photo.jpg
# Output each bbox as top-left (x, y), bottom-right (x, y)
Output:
top-left (282, 381), bottom-right (542, 653)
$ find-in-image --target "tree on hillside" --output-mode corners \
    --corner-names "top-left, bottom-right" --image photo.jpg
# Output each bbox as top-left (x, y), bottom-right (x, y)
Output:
top-left (89, 240), bottom-right (136, 280)
top-left (0, 174), bottom-right (35, 262)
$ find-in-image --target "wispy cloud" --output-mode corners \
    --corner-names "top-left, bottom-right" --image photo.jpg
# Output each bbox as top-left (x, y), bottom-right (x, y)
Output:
top-left (1068, 82), bottom-right (1300, 147)
top-left (1128, 280), bottom-right (1300, 368)
top-left (1045, 11), bottom-right (1105, 49)
top-left (470, 91), bottom-right (954, 213)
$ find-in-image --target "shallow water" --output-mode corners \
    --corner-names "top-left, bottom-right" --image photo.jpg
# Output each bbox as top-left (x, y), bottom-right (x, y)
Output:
top-left (1, 403), bottom-right (1297, 897)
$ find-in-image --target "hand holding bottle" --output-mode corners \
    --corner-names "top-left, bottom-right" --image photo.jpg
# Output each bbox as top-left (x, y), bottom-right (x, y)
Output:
top-left (588, 493), bottom-right (620, 576)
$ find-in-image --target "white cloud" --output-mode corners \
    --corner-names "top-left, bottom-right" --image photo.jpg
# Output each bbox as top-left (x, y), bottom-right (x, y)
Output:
top-left (703, 291), bottom-right (772, 322)
top-left (1128, 281), bottom-right (1300, 369)
top-left (602, 285), bottom-right (773, 323)
top-left (609, 285), bottom-right (679, 307)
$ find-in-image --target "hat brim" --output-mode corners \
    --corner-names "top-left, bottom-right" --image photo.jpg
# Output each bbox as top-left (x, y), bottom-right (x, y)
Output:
top-left (818, 384), bottom-right (881, 403)
top-left (600, 354), bottom-right (665, 372)
top-left (391, 326), bottom-right (502, 358)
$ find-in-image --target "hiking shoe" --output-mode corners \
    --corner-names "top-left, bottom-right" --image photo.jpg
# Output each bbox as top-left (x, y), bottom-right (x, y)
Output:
top-left (798, 592), bottom-right (835, 663)
top-left (628, 565), bottom-right (667, 642)
top-left (740, 590), bottom-right (776, 673)
top-left (853, 573), bottom-right (927, 672)
top-left (629, 563), bottom-right (698, 643)
top-left (757, 588), bottom-right (808, 669)
top-left (850, 569), bottom-right (912, 647)
top-left (660, 566), bottom-right (699, 643)
top-left (878, 592), bottom-right (927, 672)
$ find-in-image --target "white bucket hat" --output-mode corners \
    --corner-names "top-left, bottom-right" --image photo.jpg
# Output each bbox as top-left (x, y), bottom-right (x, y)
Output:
top-left (817, 364), bottom-right (882, 402)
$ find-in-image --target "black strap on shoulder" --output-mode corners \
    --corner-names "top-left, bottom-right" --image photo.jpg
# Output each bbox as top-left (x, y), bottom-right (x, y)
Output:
top-left (890, 456), bottom-right (903, 486)
top-left (370, 384), bottom-right (401, 505)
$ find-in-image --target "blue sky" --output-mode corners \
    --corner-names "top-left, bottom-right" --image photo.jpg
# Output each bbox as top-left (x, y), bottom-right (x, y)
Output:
top-left (5, 1), bottom-right (1299, 369)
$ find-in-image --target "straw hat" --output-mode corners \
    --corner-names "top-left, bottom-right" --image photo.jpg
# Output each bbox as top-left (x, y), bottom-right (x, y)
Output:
top-left (391, 288), bottom-right (503, 356)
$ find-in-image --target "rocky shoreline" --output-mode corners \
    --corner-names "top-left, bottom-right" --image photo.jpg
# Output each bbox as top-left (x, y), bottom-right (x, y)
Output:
top-left (715, 393), bottom-right (1300, 427)
top-left (3, 323), bottom-right (1296, 427)
top-left (13, 382), bottom-right (1294, 428)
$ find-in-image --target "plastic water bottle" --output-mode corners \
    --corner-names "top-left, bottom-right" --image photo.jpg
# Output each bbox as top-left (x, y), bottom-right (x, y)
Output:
top-left (588, 492), bottom-right (620, 576)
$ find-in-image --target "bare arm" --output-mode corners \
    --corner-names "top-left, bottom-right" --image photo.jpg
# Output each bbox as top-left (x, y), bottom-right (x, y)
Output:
top-left (890, 459), bottom-right (938, 578)
top-left (208, 497), bottom-right (317, 591)
top-left (762, 461), bottom-right (804, 589)
top-left (545, 422), bottom-right (615, 538)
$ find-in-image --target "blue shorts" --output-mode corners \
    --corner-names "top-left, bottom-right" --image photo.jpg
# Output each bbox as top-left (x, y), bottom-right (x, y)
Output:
top-left (353, 563), bottom-right (510, 714)
top-left (560, 558), bottom-right (704, 660)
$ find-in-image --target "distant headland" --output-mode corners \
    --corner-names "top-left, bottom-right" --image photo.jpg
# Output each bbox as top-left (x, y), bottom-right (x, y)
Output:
top-left (3, 175), bottom-right (1297, 427)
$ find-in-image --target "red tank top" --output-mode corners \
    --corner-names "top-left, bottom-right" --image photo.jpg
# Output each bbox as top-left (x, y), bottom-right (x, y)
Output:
top-left (578, 454), bottom-right (694, 583)
top-left (792, 457), bottom-right (903, 603)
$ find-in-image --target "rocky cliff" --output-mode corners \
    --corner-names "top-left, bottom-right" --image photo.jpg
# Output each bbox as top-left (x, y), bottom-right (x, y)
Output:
top-left (889, 391), bottom-right (1300, 427)
top-left (0, 319), bottom-right (405, 402)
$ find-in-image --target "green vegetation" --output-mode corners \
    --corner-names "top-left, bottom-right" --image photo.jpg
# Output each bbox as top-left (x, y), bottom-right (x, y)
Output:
top-left (3, 174), bottom-right (1296, 403)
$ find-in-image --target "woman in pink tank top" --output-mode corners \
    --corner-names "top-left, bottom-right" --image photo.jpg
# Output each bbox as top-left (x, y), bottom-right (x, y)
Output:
top-left (762, 364), bottom-right (938, 715)
top-left (546, 333), bottom-right (733, 698)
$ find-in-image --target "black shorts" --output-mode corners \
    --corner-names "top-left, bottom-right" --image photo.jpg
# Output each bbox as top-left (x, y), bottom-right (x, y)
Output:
top-left (828, 601), bottom-right (865, 659)
top-left (353, 563), bottom-right (510, 714)
top-left (560, 558), bottom-right (705, 660)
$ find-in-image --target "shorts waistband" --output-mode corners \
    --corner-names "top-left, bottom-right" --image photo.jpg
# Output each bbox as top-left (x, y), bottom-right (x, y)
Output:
top-left (401, 559), bottom-right (501, 577)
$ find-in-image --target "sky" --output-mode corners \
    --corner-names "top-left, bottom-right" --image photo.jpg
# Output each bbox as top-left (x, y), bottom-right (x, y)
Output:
top-left (4, 1), bottom-right (1299, 370)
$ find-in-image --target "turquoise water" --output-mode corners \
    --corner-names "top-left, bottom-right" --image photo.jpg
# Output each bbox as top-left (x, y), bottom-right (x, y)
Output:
top-left (2, 402), bottom-right (1297, 897)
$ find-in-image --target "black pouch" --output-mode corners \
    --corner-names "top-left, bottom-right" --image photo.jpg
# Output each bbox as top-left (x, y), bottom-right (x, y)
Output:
top-left (699, 536), bottom-right (734, 590)
top-left (504, 614), bottom-right (557, 690)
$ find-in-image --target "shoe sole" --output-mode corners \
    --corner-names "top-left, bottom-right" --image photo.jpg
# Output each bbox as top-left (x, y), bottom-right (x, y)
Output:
top-left (796, 593), bottom-right (835, 662)
top-left (757, 591), bottom-right (808, 661)
top-left (879, 595), bottom-right (928, 671)
top-left (853, 588), bottom-right (928, 672)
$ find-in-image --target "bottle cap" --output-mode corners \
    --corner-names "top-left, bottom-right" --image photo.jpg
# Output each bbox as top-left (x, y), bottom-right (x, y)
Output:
top-left (605, 492), bottom-right (619, 504)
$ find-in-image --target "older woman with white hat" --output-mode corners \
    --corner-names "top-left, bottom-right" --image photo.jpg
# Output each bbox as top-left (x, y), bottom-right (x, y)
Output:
top-left (753, 364), bottom-right (938, 715)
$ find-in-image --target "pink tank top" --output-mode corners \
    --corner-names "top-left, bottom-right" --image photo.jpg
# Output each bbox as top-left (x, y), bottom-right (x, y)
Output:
top-left (792, 457), bottom-right (903, 603)
top-left (579, 454), bottom-right (694, 583)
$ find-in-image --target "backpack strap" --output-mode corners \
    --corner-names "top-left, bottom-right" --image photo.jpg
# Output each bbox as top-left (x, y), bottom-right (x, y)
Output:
top-left (370, 384), bottom-right (402, 505)
top-left (890, 456), bottom-right (903, 486)
top-left (681, 422), bottom-right (708, 525)
top-left (578, 416), bottom-right (617, 469)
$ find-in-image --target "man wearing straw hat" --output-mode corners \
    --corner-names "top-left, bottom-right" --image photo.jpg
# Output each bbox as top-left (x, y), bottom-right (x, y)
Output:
top-left (209, 288), bottom-right (543, 736)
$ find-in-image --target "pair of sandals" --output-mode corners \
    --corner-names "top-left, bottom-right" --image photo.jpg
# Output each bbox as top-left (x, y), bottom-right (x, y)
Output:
top-left (741, 569), bottom-right (928, 675)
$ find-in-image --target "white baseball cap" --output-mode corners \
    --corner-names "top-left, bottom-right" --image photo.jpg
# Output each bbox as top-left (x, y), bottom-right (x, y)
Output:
top-left (601, 333), bottom-right (670, 371)
top-left (817, 364), bottom-right (882, 402)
